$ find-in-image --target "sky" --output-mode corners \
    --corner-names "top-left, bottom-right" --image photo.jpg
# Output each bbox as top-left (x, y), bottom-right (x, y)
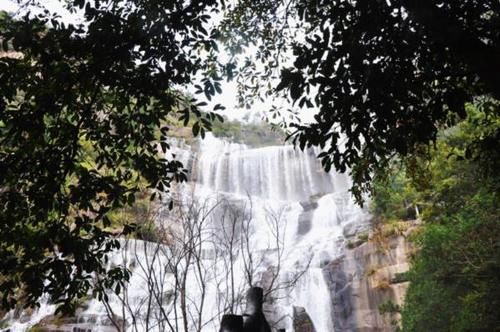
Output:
top-left (0, 0), bottom-right (17, 12)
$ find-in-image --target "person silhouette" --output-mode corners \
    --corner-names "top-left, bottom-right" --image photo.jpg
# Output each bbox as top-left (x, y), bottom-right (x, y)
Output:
top-left (242, 287), bottom-right (271, 332)
top-left (219, 314), bottom-right (244, 332)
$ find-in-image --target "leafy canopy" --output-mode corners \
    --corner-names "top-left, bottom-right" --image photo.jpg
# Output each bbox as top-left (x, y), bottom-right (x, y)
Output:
top-left (0, 0), bottom-right (223, 313)
top-left (370, 104), bottom-right (500, 331)
top-left (221, 0), bottom-right (500, 201)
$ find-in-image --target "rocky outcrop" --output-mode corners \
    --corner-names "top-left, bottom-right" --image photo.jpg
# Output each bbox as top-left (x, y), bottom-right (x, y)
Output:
top-left (323, 221), bottom-right (417, 332)
top-left (297, 200), bottom-right (319, 236)
top-left (30, 313), bottom-right (125, 332)
top-left (293, 306), bottom-right (316, 332)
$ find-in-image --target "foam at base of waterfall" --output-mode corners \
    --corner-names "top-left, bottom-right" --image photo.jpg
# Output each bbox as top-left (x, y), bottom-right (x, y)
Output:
top-left (1, 299), bottom-right (55, 332)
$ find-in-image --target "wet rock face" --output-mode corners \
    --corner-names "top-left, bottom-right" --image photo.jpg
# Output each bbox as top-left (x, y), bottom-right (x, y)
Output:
top-left (293, 306), bottom-right (316, 332)
top-left (322, 226), bottom-right (415, 332)
top-left (297, 210), bottom-right (314, 236)
top-left (297, 200), bottom-right (319, 236)
top-left (299, 201), bottom-right (319, 212)
top-left (342, 221), bottom-right (371, 238)
top-left (322, 258), bottom-right (355, 331)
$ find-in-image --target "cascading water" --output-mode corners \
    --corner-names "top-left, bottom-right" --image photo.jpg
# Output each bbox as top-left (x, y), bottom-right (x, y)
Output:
top-left (1, 133), bottom-right (370, 332)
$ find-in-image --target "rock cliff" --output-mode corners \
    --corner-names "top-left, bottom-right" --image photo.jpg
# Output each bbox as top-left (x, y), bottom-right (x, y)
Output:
top-left (321, 221), bottom-right (416, 332)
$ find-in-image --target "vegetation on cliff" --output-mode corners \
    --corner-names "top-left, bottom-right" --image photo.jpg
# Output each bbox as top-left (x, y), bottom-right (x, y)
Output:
top-left (372, 103), bottom-right (500, 331)
top-left (211, 118), bottom-right (285, 147)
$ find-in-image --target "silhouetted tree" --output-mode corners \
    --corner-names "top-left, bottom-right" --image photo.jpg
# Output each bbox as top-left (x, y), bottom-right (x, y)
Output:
top-left (221, 0), bottom-right (500, 201)
top-left (97, 193), bottom-right (307, 331)
top-left (0, 0), bottom-right (223, 313)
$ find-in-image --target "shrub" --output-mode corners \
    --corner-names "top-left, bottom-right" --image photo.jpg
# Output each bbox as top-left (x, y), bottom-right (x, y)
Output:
top-left (379, 300), bottom-right (401, 315)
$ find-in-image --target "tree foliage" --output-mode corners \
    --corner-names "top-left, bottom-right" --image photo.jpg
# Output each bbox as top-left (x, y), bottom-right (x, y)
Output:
top-left (402, 194), bottom-right (500, 331)
top-left (222, 0), bottom-right (500, 201)
top-left (1, 0), bottom-right (499, 323)
top-left (372, 104), bottom-right (500, 331)
top-left (0, 0), bottom-right (222, 313)
top-left (211, 118), bottom-right (285, 147)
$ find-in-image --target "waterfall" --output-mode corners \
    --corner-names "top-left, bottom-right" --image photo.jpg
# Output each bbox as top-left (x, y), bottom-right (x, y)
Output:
top-left (2, 133), bottom-right (371, 332)
top-left (196, 134), bottom-right (338, 201)
top-left (183, 133), bottom-right (370, 331)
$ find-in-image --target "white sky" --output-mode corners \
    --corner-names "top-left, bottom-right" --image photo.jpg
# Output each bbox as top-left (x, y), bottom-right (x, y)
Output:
top-left (1, 0), bottom-right (75, 20)
top-left (0, 0), bottom-right (17, 12)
